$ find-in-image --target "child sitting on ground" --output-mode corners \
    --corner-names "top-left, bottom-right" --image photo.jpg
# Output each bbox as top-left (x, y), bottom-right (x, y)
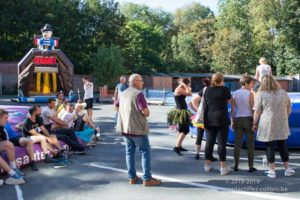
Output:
top-left (62, 102), bottom-right (100, 146)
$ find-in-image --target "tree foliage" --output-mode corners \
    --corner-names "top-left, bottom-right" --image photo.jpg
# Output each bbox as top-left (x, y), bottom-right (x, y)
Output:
top-left (121, 20), bottom-right (164, 74)
top-left (1, 0), bottom-right (299, 78)
top-left (171, 3), bottom-right (215, 73)
top-left (214, 0), bottom-right (300, 75)
top-left (174, 2), bottom-right (213, 29)
top-left (120, 3), bottom-right (174, 73)
top-left (0, 0), bottom-right (125, 74)
top-left (92, 44), bottom-right (124, 87)
top-left (212, 0), bottom-right (255, 74)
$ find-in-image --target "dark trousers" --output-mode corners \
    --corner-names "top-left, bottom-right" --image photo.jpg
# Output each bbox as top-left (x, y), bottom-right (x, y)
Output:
top-left (196, 128), bottom-right (204, 145)
top-left (266, 140), bottom-right (289, 163)
top-left (205, 126), bottom-right (228, 162)
top-left (233, 117), bottom-right (255, 168)
top-left (46, 125), bottom-right (84, 151)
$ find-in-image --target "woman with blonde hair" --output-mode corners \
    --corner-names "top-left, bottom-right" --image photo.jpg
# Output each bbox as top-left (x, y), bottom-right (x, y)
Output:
top-left (253, 75), bottom-right (295, 178)
top-left (254, 57), bottom-right (272, 92)
top-left (203, 72), bottom-right (232, 175)
top-left (73, 102), bottom-right (100, 145)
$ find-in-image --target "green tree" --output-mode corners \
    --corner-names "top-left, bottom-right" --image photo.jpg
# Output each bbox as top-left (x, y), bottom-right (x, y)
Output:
top-left (174, 2), bottom-right (213, 29)
top-left (0, 0), bottom-right (82, 61)
top-left (212, 28), bottom-right (254, 73)
top-left (248, 0), bottom-right (280, 65)
top-left (91, 44), bottom-right (124, 87)
top-left (273, 0), bottom-right (300, 75)
top-left (248, 0), bottom-right (300, 75)
top-left (120, 2), bottom-right (175, 73)
top-left (0, 0), bottom-right (125, 74)
top-left (75, 0), bottom-right (125, 73)
top-left (212, 0), bottom-right (255, 74)
top-left (190, 16), bottom-right (216, 72)
top-left (214, 0), bottom-right (300, 75)
top-left (120, 2), bottom-right (173, 30)
top-left (171, 33), bottom-right (199, 72)
top-left (171, 3), bottom-right (215, 72)
top-left (121, 20), bottom-right (164, 74)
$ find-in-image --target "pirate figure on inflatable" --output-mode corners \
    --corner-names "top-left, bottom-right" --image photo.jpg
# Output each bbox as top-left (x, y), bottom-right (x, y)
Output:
top-left (39, 24), bottom-right (57, 52)
top-left (17, 24), bottom-right (75, 103)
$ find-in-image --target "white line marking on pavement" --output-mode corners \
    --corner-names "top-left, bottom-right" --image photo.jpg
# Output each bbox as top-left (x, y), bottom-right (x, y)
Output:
top-left (151, 145), bottom-right (300, 167)
top-left (88, 163), bottom-right (298, 200)
top-left (15, 185), bottom-right (24, 200)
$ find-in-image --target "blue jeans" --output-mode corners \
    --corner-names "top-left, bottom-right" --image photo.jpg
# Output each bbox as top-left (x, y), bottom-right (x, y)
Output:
top-left (124, 135), bottom-right (152, 181)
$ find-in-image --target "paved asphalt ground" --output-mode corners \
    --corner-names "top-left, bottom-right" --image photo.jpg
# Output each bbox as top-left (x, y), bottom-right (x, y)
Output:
top-left (0, 97), bottom-right (300, 200)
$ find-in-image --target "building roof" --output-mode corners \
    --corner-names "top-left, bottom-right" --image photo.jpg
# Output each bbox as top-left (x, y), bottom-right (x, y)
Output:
top-left (149, 72), bottom-right (293, 81)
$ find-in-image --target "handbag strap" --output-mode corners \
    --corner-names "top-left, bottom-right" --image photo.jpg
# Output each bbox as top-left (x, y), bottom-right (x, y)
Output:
top-left (202, 87), bottom-right (207, 101)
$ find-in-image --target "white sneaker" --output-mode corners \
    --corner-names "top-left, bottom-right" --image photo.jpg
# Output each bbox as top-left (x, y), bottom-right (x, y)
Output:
top-left (204, 164), bottom-right (212, 172)
top-left (264, 170), bottom-right (276, 178)
top-left (5, 174), bottom-right (25, 185)
top-left (284, 168), bottom-right (295, 177)
top-left (220, 167), bottom-right (230, 176)
top-left (0, 179), bottom-right (4, 186)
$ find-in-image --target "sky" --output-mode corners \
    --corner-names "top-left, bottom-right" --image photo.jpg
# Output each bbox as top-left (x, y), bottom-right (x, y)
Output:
top-left (116, 0), bottom-right (219, 14)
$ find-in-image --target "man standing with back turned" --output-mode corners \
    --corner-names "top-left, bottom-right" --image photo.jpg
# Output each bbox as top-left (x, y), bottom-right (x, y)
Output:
top-left (116, 74), bottom-right (161, 187)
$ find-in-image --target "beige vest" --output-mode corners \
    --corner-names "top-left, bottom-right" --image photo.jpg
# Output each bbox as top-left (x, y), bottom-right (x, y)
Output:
top-left (116, 87), bottom-right (149, 135)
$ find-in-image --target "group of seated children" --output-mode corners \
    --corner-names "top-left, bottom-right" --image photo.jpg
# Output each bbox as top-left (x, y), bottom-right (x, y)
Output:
top-left (0, 93), bottom-right (100, 186)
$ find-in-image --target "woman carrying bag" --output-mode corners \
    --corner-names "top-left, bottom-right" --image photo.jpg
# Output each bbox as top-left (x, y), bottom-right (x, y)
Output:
top-left (203, 72), bottom-right (232, 175)
top-left (190, 78), bottom-right (217, 161)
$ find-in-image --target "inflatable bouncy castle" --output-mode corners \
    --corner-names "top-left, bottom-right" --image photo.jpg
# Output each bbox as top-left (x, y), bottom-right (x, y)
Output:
top-left (17, 24), bottom-right (75, 103)
top-left (189, 92), bottom-right (300, 149)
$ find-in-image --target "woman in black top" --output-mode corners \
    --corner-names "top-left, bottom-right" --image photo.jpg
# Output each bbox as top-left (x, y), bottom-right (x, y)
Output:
top-left (167, 78), bottom-right (192, 155)
top-left (190, 78), bottom-right (217, 161)
top-left (203, 72), bottom-right (232, 175)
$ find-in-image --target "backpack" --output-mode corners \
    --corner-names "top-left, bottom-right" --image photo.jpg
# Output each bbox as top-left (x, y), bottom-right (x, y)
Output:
top-left (74, 114), bottom-right (86, 131)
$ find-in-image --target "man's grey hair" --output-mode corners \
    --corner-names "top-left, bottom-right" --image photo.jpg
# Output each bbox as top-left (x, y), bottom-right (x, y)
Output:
top-left (128, 74), bottom-right (141, 86)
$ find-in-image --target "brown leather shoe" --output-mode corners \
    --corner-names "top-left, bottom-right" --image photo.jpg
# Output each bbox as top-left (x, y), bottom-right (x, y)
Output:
top-left (129, 176), bottom-right (141, 184)
top-left (143, 178), bottom-right (161, 186)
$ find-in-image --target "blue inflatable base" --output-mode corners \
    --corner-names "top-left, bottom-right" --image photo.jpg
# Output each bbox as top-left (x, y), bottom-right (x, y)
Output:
top-left (18, 95), bottom-right (76, 103)
top-left (190, 126), bottom-right (300, 149)
top-left (189, 92), bottom-right (300, 149)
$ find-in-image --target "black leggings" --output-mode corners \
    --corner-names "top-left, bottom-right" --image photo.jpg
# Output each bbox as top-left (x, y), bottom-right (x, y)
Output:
top-left (205, 126), bottom-right (228, 162)
top-left (196, 128), bottom-right (204, 145)
top-left (45, 124), bottom-right (84, 151)
top-left (266, 140), bottom-right (289, 163)
top-left (54, 128), bottom-right (85, 151)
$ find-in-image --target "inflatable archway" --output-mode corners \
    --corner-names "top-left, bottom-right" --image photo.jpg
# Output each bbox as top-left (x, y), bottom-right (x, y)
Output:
top-left (17, 24), bottom-right (75, 103)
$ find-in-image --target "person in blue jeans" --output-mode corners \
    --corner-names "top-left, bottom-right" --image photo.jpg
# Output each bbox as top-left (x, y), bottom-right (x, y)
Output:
top-left (116, 74), bottom-right (161, 186)
top-left (114, 76), bottom-right (128, 124)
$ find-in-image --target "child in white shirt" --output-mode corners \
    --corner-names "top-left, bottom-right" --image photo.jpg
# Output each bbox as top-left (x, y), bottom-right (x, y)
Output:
top-left (254, 57), bottom-right (272, 92)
